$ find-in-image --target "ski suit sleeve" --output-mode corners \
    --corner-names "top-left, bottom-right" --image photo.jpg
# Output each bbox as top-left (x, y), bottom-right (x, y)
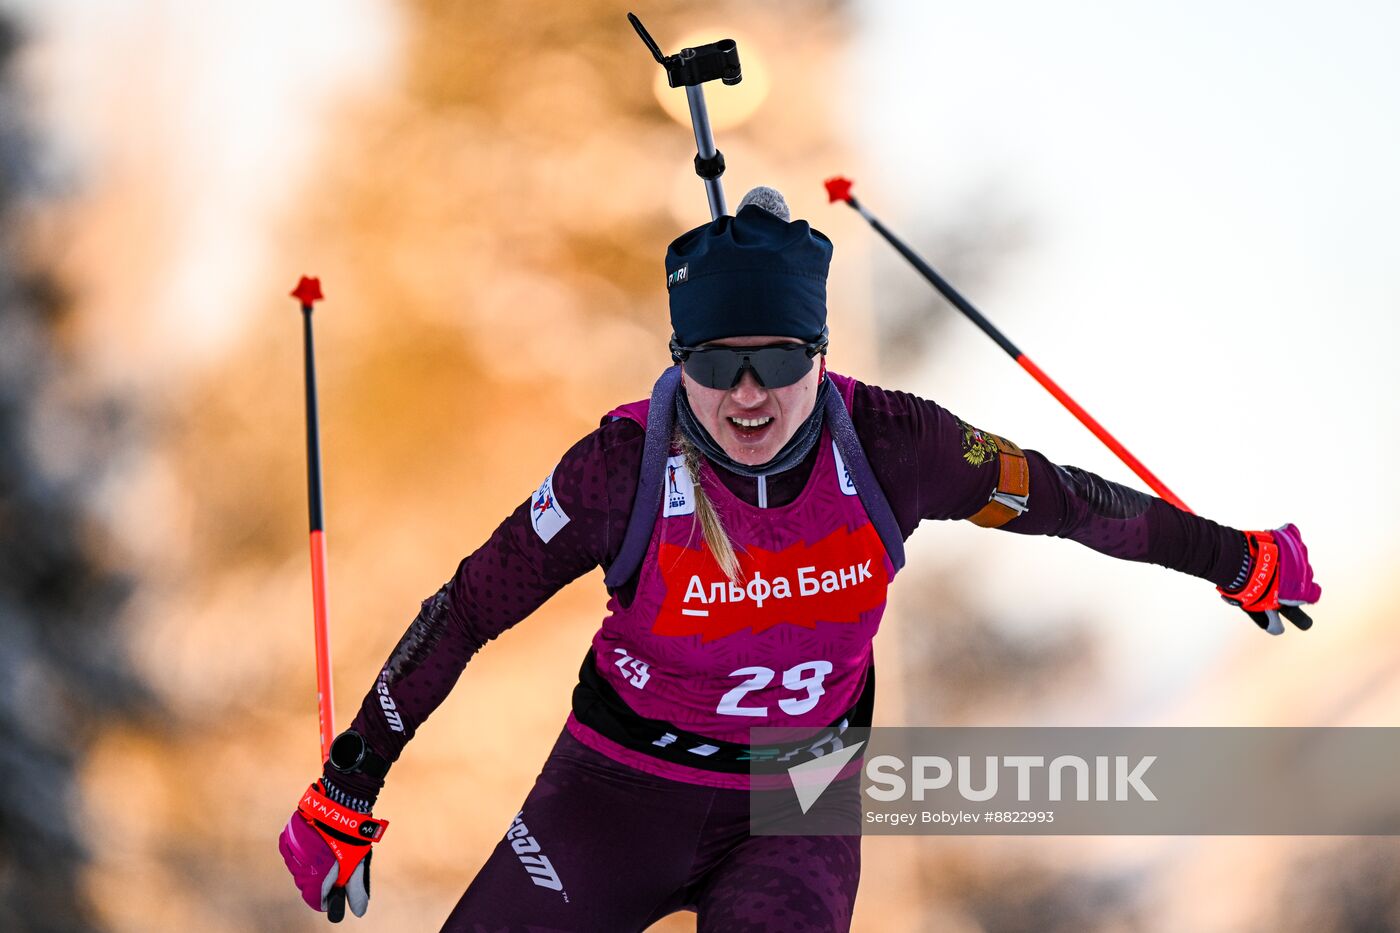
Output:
top-left (850, 380), bottom-right (1250, 589)
top-left (328, 418), bottom-right (644, 804)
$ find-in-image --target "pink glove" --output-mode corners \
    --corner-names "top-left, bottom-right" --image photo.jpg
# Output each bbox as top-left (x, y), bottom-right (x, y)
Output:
top-left (278, 782), bottom-right (386, 922)
top-left (1217, 523), bottom-right (1322, 635)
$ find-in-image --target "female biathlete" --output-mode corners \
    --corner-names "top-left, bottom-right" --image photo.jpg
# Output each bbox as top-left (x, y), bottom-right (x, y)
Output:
top-left (279, 190), bottom-right (1321, 931)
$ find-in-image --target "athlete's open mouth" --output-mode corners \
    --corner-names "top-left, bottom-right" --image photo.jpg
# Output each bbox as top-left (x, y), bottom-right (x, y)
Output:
top-left (727, 415), bottom-right (773, 440)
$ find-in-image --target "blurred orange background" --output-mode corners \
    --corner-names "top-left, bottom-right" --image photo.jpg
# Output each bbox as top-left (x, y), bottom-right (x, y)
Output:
top-left (4, 1), bottom-right (1398, 930)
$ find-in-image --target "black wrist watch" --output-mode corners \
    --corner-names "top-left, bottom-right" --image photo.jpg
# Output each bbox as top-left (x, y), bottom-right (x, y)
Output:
top-left (327, 729), bottom-right (391, 780)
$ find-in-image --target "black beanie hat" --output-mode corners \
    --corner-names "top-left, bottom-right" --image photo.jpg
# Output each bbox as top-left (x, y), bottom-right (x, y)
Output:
top-left (665, 199), bottom-right (833, 346)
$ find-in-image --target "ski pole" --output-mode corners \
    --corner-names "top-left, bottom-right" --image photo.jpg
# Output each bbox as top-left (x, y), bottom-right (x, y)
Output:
top-left (628, 12), bottom-right (742, 221)
top-left (824, 176), bottom-right (1192, 514)
top-left (291, 275), bottom-right (336, 761)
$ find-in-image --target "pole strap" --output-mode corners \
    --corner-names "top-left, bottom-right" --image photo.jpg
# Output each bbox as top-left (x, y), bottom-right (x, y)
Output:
top-left (298, 782), bottom-right (389, 887)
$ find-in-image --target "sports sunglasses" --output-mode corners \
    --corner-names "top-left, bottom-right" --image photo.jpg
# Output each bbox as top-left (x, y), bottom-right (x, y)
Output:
top-left (669, 328), bottom-right (829, 390)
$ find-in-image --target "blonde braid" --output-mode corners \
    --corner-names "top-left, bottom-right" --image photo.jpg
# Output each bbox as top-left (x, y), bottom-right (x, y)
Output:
top-left (676, 430), bottom-right (743, 584)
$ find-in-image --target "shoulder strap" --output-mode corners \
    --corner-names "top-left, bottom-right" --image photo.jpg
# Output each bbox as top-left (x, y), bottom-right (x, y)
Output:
top-left (603, 366), bottom-right (680, 590)
top-left (823, 374), bottom-right (906, 572)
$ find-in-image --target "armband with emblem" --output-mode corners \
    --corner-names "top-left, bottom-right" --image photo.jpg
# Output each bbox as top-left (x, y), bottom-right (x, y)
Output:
top-left (959, 421), bottom-right (1029, 528)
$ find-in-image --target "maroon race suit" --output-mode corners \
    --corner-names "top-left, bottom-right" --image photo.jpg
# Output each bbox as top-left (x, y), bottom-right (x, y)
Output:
top-left (330, 378), bottom-right (1249, 931)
